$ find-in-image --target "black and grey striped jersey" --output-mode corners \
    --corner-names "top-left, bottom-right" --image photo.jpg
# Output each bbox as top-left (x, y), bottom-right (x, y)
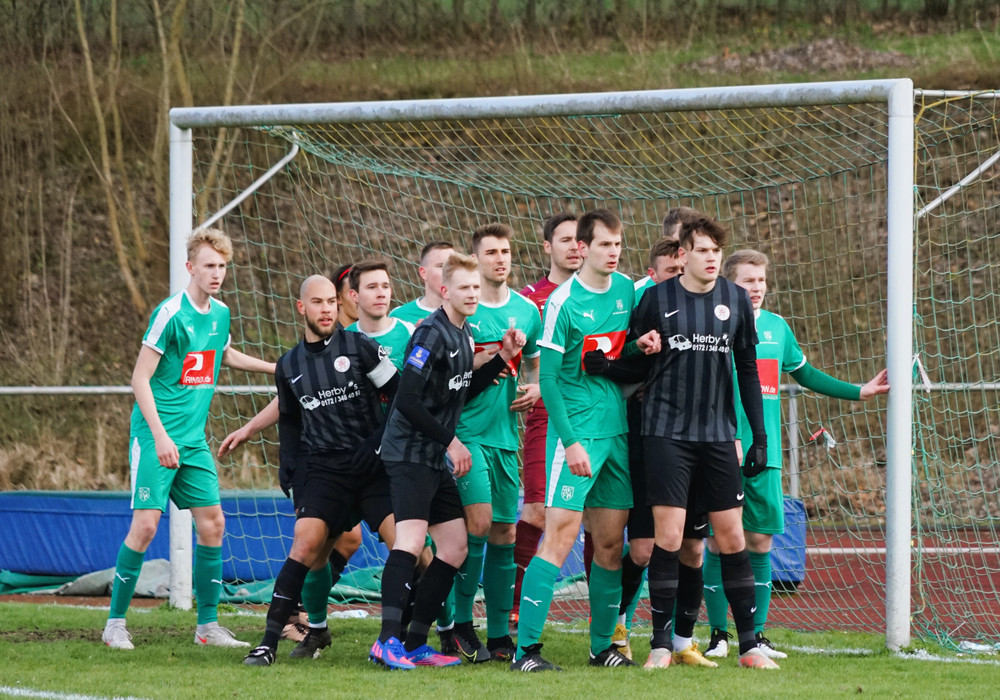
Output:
top-left (380, 307), bottom-right (476, 468)
top-left (275, 329), bottom-right (397, 457)
top-left (630, 276), bottom-right (758, 442)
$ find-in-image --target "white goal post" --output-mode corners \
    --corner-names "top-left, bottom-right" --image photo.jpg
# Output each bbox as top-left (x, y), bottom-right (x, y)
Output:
top-left (168, 79), bottom-right (916, 649)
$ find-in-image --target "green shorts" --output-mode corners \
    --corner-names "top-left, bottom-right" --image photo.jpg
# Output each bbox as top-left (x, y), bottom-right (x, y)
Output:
top-left (742, 466), bottom-right (784, 534)
top-left (455, 443), bottom-right (520, 523)
top-left (129, 435), bottom-right (221, 512)
top-left (544, 434), bottom-right (631, 512)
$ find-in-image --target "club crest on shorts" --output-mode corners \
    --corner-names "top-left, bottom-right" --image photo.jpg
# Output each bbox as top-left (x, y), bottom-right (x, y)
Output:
top-left (714, 304), bottom-right (731, 321)
top-left (138, 487), bottom-right (150, 502)
top-left (334, 355), bottom-right (351, 372)
top-left (561, 485), bottom-right (575, 501)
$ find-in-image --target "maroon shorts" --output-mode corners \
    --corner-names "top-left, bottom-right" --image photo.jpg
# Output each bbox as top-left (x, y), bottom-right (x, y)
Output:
top-left (522, 400), bottom-right (548, 504)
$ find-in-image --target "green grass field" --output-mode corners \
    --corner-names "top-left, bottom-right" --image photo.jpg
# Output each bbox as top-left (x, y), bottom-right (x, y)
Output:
top-left (1, 602), bottom-right (997, 700)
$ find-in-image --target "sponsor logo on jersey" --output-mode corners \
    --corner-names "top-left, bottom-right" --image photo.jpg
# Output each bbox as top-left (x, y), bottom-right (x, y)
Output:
top-left (406, 345), bottom-right (429, 369)
top-left (757, 358), bottom-right (780, 396)
top-left (668, 334), bottom-right (692, 351)
top-left (714, 304), bottom-right (731, 321)
top-left (334, 355), bottom-right (351, 372)
top-left (580, 330), bottom-right (626, 368)
top-left (180, 350), bottom-right (216, 386)
top-left (448, 371), bottom-right (472, 392)
top-left (670, 332), bottom-right (731, 354)
top-left (300, 395), bottom-right (321, 410)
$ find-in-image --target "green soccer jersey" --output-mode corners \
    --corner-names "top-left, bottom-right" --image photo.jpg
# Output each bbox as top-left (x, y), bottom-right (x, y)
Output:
top-left (389, 297), bottom-right (439, 326)
top-left (734, 308), bottom-right (806, 469)
top-left (346, 317), bottom-right (415, 370)
top-left (538, 272), bottom-right (634, 439)
top-left (633, 275), bottom-right (654, 308)
top-left (456, 289), bottom-right (542, 450)
top-left (129, 290), bottom-right (232, 447)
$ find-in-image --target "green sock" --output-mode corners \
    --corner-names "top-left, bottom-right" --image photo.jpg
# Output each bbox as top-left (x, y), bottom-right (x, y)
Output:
top-left (302, 562), bottom-right (333, 626)
top-left (589, 563), bottom-right (622, 655)
top-left (193, 544), bottom-right (223, 625)
top-left (703, 549), bottom-right (729, 632)
top-left (108, 543), bottom-right (145, 620)
top-left (749, 550), bottom-right (772, 634)
top-left (454, 534), bottom-right (487, 625)
top-left (483, 542), bottom-right (515, 639)
top-left (515, 556), bottom-right (559, 659)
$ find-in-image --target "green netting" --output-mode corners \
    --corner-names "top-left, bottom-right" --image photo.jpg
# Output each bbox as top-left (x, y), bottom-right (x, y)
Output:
top-left (189, 88), bottom-right (1000, 646)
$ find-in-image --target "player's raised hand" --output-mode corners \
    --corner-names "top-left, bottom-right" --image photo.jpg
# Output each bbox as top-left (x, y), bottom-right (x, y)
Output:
top-left (447, 437), bottom-right (473, 478)
top-left (218, 425), bottom-right (252, 457)
top-left (637, 329), bottom-right (661, 355)
top-left (155, 434), bottom-right (180, 470)
top-left (860, 368), bottom-right (890, 399)
top-left (565, 441), bottom-right (592, 478)
top-left (510, 382), bottom-right (540, 412)
top-left (499, 327), bottom-right (527, 362)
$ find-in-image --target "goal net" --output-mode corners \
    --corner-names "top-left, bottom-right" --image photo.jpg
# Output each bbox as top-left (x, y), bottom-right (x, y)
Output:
top-left (169, 81), bottom-right (996, 648)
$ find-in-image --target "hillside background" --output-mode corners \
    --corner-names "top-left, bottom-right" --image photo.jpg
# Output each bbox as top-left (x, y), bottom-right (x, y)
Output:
top-left (1, 0), bottom-right (999, 489)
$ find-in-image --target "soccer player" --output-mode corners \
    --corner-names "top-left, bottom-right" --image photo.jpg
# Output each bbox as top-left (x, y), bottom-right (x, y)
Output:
top-left (390, 241), bottom-right (455, 325)
top-left (609, 235), bottom-right (716, 669)
top-left (701, 249), bottom-right (889, 659)
top-left (102, 228), bottom-right (275, 651)
top-left (450, 223), bottom-right (542, 664)
top-left (512, 213), bottom-right (581, 629)
top-left (620, 216), bottom-right (778, 669)
top-left (372, 253), bottom-right (525, 671)
top-left (332, 264), bottom-right (359, 328)
top-left (514, 209), bottom-right (654, 672)
top-left (346, 260), bottom-right (416, 370)
top-left (242, 275), bottom-right (400, 666)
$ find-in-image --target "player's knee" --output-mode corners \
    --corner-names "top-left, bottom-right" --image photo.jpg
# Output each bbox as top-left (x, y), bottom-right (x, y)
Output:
top-left (489, 522), bottom-right (516, 545)
top-left (679, 538), bottom-right (704, 567)
top-left (520, 502), bottom-right (545, 529)
top-left (628, 539), bottom-right (654, 567)
top-left (335, 527), bottom-right (364, 557)
top-left (435, 538), bottom-right (467, 567)
top-left (125, 521), bottom-right (158, 550)
top-left (194, 511), bottom-right (226, 545)
top-left (466, 514), bottom-right (491, 539)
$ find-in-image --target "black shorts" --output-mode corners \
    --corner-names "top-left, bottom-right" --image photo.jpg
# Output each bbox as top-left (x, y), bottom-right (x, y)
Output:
top-left (385, 460), bottom-right (465, 526)
top-left (294, 453), bottom-right (392, 536)
top-left (643, 436), bottom-right (743, 513)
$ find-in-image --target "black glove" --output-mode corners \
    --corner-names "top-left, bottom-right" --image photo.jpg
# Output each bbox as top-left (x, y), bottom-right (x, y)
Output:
top-left (742, 436), bottom-right (768, 478)
top-left (583, 349), bottom-right (610, 376)
top-left (351, 431), bottom-right (384, 473)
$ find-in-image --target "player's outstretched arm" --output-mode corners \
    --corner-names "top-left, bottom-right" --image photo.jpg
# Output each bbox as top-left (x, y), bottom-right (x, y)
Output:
top-left (131, 345), bottom-right (179, 470)
top-left (222, 347), bottom-right (276, 375)
top-left (790, 362), bottom-right (889, 401)
top-left (217, 397), bottom-right (279, 456)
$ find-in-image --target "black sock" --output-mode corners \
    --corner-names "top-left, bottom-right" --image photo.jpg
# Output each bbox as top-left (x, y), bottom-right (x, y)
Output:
top-left (329, 550), bottom-right (348, 588)
top-left (619, 551), bottom-right (647, 616)
top-left (404, 557), bottom-right (459, 652)
top-left (262, 558), bottom-right (309, 649)
top-left (647, 545), bottom-right (679, 649)
top-left (379, 550), bottom-right (417, 643)
top-left (674, 562), bottom-right (703, 639)
top-left (720, 550), bottom-right (757, 655)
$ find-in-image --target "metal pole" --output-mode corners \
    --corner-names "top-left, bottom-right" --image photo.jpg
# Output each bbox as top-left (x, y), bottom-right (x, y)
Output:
top-left (168, 123), bottom-right (194, 610)
top-left (884, 79), bottom-right (915, 650)
top-left (787, 387), bottom-right (801, 500)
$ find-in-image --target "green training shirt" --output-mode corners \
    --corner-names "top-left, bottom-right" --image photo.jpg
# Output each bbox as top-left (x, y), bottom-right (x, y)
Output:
top-left (389, 297), bottom-right (439, 326)
top-left (455, 288), bottom-right (542, 450)
top-left (129, 290), bottom-right (231, 447)
top-left (346, 317), bottom-right (415, 370)
top-left (538, 272), bottom-right (634, 440)
top-left (734, 308), bottom-right (805, 469)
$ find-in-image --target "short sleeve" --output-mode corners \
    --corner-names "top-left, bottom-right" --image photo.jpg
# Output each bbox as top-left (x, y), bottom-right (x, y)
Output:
top-left (538, 294), bottom-right (569, 354)
top-left (780, 317), bottom-right (807, 373)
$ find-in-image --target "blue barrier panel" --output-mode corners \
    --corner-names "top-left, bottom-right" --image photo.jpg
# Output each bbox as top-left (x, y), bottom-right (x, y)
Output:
top-left (771, 497), bottom-right (806, 585)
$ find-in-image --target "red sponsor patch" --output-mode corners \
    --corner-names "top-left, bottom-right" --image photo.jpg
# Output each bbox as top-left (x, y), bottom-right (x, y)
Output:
top-left (580, 330), bottom-right (627, 368)
top-left (180, 350), bottom-right (217, 386)
top-left (757, 358), bottom-right (779, 396)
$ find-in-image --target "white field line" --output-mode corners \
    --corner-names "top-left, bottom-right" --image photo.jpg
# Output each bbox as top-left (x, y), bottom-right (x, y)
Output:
top-left (0, 686), bottom-right (147, 700)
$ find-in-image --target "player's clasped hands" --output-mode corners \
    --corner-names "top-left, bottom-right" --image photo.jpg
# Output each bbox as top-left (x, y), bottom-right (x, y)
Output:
top-left (637, 328), bottom-right (661, 354)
